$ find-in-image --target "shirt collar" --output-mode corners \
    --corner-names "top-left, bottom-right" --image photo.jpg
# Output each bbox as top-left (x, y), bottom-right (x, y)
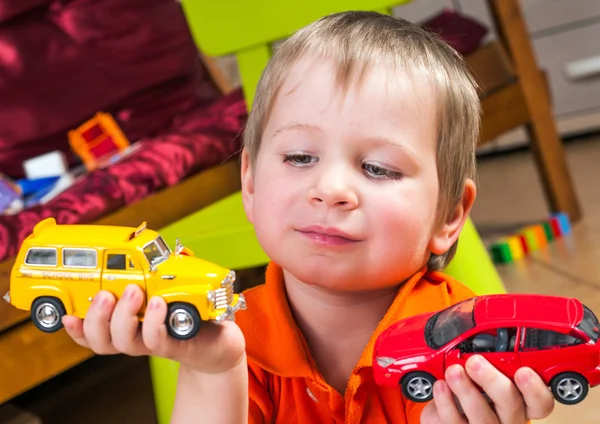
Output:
top-left (242, 261), bottom-right (429, 379)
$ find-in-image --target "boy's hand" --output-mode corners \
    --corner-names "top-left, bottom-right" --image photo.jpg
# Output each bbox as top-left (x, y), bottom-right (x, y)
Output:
top-left (61, 285), bottom-right (246, 374)
top-left (420, 355), bottom-right (555, 423)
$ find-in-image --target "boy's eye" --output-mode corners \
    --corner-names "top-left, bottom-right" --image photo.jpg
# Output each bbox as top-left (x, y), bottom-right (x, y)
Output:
top-left (363, 163), bottom-right (403, 180)
top-left (283, 153), bottom-right (318, 167)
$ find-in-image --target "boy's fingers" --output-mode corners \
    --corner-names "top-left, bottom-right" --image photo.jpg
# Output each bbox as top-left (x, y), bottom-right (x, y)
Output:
top-left (419, 401), bottom-right (443, 424)
top-left (464, 355), bottom-right (522, 423)
top-left (514, 367), bottom-right (555, 420)
top-left (83, 291), bottom-right (118, 355)
top-left (429, 380), bottom-right (467, 424)
top-left (141, 296), bottom-right (171, 355)
top-left (445, 363), bottom-right (499, 424)
top-left (110, 285), bottom-right (150, 356)
top-left (62, 315), bottom-right (89, 349)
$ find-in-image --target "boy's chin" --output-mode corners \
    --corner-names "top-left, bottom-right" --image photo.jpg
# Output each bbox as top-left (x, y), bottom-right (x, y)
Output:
top-left (283, 259), bottom-right (397, 293)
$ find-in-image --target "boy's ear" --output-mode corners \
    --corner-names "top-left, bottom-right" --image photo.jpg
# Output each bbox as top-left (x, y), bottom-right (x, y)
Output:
top-left (428, 179), bottom-right (476, 255)
top-left (240, 148), bottom-right (255, 224)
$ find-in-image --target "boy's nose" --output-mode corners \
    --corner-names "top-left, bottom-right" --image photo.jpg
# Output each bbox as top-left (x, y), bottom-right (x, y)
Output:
top-left (308, 178), bottom-right (359, 210)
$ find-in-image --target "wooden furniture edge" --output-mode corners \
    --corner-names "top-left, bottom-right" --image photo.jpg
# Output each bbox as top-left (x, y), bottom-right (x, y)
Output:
top-left (0, 158), bottom-right (241, 334)
top-left (0, 319), bottom-right (95, 404)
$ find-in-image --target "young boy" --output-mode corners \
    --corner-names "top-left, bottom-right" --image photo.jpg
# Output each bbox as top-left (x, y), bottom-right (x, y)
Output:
top-left (63, 11), bottom-right (555, 423)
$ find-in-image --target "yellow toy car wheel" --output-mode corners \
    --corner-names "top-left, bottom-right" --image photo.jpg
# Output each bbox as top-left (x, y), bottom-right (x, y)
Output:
top-left (166, 302), bottom-right (201, 340)
top-left (31, 297), bottom-right (66, 333)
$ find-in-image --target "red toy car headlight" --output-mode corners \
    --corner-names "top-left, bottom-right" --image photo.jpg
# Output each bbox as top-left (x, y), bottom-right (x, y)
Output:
top-left (376, 356), bottom-right (396, 368)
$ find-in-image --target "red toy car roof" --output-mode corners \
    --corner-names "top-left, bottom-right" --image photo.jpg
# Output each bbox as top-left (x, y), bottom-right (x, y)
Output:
top-left (472, 293), bottom-right (583, 330)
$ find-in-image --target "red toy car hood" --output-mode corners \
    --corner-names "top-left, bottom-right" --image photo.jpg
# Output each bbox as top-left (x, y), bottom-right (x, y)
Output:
top-left (375, 311), bottom-right (437, 360)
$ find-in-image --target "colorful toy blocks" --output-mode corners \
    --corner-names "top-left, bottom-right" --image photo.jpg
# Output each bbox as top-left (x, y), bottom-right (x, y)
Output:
top-left (489, 212), bottom-right (572, 264)
top-left (551, 212), bottom-right (571, 236)
top-left (490, 235), bottom-right (524, 264)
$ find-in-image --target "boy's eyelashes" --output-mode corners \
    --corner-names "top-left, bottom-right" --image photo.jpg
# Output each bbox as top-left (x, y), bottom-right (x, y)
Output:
top-left (281, 153), bottom-right (404, 180)
top-left (362, 163), bottom-right (404, 180)
top-left (282, 153), bottom-right (316, 167)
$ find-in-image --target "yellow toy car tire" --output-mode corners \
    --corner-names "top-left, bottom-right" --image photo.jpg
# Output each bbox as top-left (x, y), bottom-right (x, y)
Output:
top-left (166, 302), bottom-right (202, 340)
top-left (31, 296), bottom-right (66, 333)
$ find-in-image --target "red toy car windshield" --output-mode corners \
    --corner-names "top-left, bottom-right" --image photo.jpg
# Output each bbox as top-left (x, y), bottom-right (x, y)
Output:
top-left (426, 297), bottom-right (477, 349)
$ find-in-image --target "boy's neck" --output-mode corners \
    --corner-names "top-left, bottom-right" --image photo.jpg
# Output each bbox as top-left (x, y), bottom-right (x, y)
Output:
top-left (282, 269), bottom-right (399, 394)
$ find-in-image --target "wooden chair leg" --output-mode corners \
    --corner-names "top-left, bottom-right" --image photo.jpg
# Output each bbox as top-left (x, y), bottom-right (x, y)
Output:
top-left (487, 0), bottom-right (582, 222)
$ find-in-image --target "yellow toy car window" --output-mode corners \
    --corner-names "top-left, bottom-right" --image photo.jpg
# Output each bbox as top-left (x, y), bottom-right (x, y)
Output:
top-left (63, 248), bottom-right (97, 268)
top-left (25, 248), bottom-right (57, 266)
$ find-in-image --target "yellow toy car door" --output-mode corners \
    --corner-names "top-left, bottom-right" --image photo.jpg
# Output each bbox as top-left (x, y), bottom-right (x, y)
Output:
top-left (101, 249), bottom-right (147, 315)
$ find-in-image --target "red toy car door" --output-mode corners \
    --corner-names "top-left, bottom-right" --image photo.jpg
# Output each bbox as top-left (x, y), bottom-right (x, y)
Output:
top-left (518, 327), bottom-right (592, 375)
top-left (445, 327), bottom-right (521, 380)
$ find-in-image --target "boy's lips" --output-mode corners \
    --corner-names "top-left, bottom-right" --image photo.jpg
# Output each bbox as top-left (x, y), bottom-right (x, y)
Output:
top-left (296, 225), bottom-right (362, 246)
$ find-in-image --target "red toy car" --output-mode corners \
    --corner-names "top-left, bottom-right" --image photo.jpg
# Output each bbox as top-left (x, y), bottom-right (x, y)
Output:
top-left (373, 293), bottom-right (600, 405)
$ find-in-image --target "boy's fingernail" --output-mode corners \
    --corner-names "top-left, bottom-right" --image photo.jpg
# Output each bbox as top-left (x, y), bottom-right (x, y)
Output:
top-left (433, 381), bottom-right (446, 396)
top-left (468, 355), bottom-right (483, 372)
top-left (149, 297), bottom-right (161, 309)
top-left (447, 365), bottom-right (462, 382)
top-left (92, 294), bottom-right (103, 306)
top-left (124, 286), bottom-right (135, 300)
top-left (516, 369), bottom-right (531, 386)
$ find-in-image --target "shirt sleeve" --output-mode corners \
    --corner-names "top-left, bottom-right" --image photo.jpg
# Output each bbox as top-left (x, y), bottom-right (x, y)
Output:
top-left (404, 273), bottom-right (478, 424)
top-left (248, 362), bottom-right (274, 423)
top-left (405, 400), bottom-right (428, 424)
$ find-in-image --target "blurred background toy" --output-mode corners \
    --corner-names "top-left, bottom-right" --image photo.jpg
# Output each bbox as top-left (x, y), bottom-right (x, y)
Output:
top-left (0, 174), bottom-right (21, 213)
top-left (67, 112), bottom-right (132, 171)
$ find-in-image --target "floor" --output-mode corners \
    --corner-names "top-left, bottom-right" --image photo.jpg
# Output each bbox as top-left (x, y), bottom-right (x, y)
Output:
top-left (3, 136), bottom-right (600, 423)
top-left (472, 135), bottom-right (600, 423)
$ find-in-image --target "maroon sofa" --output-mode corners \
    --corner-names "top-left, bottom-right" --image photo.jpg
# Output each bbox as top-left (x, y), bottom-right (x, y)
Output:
top-left (0, 0), bottom-right (247, 263)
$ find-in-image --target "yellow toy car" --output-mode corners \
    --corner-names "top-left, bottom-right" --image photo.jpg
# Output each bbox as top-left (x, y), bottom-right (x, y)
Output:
top-left (2, 217), bottom-right (246, 340)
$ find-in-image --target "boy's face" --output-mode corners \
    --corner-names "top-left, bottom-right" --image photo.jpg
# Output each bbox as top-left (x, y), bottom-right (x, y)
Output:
top-left (242, 57), bottom-right (471, 291)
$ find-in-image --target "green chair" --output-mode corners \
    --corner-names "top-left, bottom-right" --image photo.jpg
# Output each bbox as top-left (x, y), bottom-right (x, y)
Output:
top-left (149, 2), bottom-right (506, 422)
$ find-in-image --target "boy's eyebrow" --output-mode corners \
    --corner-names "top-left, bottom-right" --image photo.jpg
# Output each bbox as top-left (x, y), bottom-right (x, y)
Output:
top-left (271, 123), bottom-right (322, 139)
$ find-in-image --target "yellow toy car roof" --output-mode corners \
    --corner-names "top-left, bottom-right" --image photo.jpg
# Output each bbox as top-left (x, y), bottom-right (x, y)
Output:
top-left (24, 218), bottom-right (160, 249)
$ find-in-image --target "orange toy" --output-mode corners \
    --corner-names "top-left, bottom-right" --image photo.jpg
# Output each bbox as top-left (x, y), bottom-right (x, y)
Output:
top-left (68, 112), bottom-right (130, 170)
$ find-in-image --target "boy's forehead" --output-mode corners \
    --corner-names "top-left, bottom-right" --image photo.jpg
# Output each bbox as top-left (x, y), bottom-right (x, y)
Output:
top-left (279, 55), bottom-right (433, 101)
top-left (263, 55), bottom-right (439, 161)
top-left (273, 55), bottom-right (436, 120)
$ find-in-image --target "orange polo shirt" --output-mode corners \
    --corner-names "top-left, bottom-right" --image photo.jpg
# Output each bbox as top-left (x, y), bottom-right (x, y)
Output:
top-left (235, 262), bottom-right (476, 423)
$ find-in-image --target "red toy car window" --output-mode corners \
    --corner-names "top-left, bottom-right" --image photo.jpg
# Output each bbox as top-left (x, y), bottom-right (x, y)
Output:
top-left (427, 298), bottom-right (476, 349)
top-left (577, 305), bottom-right (600, 342)
top-left (521, 328), bottom-right (583, 351)
top-left (461, 327), bottom-right (518, 353)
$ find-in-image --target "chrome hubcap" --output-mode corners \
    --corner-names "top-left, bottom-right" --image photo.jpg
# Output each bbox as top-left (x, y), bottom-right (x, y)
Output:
top-left (169, 309), bottom-right (195, 336)
top-left (557, 378), bottom-right (583, 401)
top-left (407, 377), bottom-right (433, 400)
top-left (36, 303), bottom-right (59, 328)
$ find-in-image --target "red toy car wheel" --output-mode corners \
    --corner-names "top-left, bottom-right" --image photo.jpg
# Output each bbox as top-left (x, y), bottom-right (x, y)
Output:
top-left (401, 371), bottom-right (436, 402)
top-left (550, 372), bottom-right (589, 405)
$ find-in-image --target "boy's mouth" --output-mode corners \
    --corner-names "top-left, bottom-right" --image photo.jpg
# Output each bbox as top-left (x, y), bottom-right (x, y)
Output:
top-left (296, 225), bottom-right (362, 246)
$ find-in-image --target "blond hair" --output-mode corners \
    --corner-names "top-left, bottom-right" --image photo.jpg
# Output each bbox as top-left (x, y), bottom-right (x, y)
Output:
top-left (243, 11), bottom-right (480, 270)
